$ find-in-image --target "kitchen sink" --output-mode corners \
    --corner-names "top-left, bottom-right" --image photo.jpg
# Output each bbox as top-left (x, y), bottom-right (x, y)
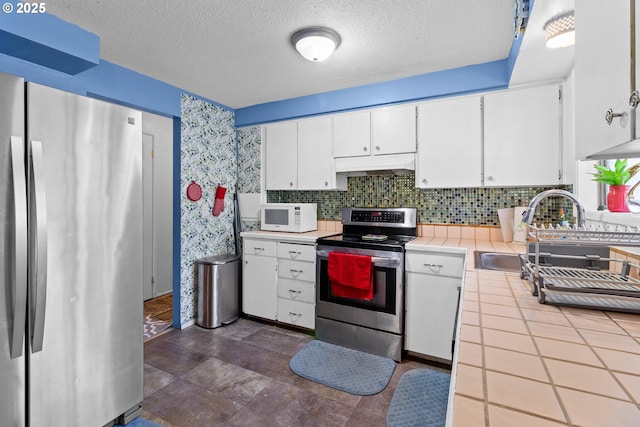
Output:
top-left (473, 251), bottom-right (522, 272)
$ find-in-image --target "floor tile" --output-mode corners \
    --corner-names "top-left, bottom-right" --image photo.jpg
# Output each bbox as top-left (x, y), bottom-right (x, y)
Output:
top-left (482, 328), bottom-right (537, 355)
top-left (534, 337), bottom-right (603, 367)
top-left (485, 371), bottom-right (565, 422)
top-left (242, 327), bottom-right (311, 356)
top-left (557, 387), bottom-right (640, 427)
top-left (488, 404), bottom-right (567, 427)
top-left (143, 363), bottom-right (175, 398)
top-left (224, 379), bottom-right (354, 427)
top-left (144, 338), bottom-right (211, 377)
top-left (544, 359), bottom-right (629, 400)
top-left (182, 357), bottom-right (273, 405)
top-left (144, 377), bottom-right (241, 426)
top-left (484, 347), bottom-right (548, 382)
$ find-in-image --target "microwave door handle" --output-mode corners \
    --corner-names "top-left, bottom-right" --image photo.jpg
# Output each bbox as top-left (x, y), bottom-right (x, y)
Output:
top-left (10, 136), bottom-right (28, 359)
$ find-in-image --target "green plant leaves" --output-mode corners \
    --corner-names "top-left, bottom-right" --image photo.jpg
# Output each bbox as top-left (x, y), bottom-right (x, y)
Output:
top-left (592, 159), bottom-right (631, 185)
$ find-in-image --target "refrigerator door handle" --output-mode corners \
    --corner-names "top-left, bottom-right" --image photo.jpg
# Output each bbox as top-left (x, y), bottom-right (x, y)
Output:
top-left (9, 136), bottom-right (27, 359)
top-left (29, 140), bottom-right (48, 353)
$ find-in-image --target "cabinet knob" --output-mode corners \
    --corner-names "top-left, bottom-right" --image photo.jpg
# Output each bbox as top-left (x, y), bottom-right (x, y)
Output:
top-left (289, 182), bottom-right (294, 187)
top-left (363, 146), bottom-right (368, 152)
top-left (422, 178), bottom-right (427, 184)
top-left (605, 108), bottom-right (626, 125)
top-left (324, 181), bottom-right (328, 187)
top-left (630, 91), bottom-right (640, 109)
top-left (375, 145), bottom-right (381, 151)
top-left (487, 176), bottom-right (495, 182)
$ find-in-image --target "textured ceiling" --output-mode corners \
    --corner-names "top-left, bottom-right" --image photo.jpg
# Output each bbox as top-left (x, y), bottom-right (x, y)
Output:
top-left (45, 0), bottom-right (519, 109)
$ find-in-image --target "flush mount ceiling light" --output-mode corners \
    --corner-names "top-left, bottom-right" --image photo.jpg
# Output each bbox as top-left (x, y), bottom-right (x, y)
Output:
top-left (291, 27), bottom-right (341, 62)
top-left (544, 11), bottom-right (575, 49)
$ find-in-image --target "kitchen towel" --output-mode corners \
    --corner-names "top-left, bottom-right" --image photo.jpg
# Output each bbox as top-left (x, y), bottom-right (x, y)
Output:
top-left (328, 252), bottom-right (373, 300)
top-left (497, 208), bottom-right (515, 242)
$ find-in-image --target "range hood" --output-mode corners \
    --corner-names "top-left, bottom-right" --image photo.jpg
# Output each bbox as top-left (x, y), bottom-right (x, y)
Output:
top-left (586, 135), bottom-right (640, 160)
top-left (334, 153), bottom-right (415, 176)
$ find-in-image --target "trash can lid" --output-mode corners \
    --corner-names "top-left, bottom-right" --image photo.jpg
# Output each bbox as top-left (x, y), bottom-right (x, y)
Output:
top-left (196, 253), bottom-right (241, 265)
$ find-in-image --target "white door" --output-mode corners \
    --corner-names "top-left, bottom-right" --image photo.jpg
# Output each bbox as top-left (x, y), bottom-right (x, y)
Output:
top-left (265, 121), bottom-right (298, 189)
top-left (371, 105), bottom-right (416, 155)
top-left (297, 116), bottom-right (334, 189)
top-left (142, 112), bottom-right (173, 301)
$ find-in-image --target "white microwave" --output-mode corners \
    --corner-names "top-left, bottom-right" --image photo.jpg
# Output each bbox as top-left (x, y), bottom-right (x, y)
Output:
top-left (260, 203), bottom-right (317, 233)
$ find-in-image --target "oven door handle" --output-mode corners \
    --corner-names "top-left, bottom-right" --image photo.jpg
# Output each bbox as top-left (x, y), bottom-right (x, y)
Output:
top-left (316, 250), bottom-right (400, 267)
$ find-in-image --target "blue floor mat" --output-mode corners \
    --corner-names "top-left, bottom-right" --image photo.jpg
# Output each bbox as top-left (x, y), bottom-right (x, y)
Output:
top-left (386, 368), bottom-right (451, 427)
top-left (289, 340), bottom-right (396, 395)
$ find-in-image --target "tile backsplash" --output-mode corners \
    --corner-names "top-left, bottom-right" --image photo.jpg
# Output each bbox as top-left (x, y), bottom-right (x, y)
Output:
top-left (268, 174), bottom-right (574, 226)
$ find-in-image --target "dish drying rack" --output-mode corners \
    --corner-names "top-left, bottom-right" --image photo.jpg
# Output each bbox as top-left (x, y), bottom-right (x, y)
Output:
top-left (520, 223), bottom-right (640, 313)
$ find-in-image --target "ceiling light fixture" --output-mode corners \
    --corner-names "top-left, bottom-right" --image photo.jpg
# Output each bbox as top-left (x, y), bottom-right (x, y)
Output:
top-left (291, 27), bottom-right (341, 62)
top-left (544, 11), bottom-right (575, 49)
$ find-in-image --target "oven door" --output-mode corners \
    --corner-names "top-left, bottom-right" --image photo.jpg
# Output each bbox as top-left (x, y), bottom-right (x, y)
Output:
top-left (316, 246), bottom-right (404, 334)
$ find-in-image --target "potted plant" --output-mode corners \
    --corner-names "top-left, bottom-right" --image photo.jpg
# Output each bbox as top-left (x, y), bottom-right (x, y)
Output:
top-left (592, 159), bottom-right (633, 212)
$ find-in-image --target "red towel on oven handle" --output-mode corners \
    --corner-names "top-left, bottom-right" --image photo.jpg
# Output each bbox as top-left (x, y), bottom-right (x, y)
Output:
top-left (327, 252), bottom-right (373, 301)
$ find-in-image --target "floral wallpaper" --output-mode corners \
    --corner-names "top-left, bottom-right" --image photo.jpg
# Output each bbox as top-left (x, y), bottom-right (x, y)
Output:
top-left (180, 94), bottom-right (236, 325)
top-left (237, 126), bottom-right (261, 232)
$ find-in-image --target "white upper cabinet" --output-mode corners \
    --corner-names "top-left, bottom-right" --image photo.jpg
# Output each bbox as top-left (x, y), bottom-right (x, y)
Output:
top-left (333, 110), bottom-right (371, 158)
top-left (575, 1), bottom-right (632, 159)
top-left (416, 95), bottom-right (482, 188)
top-left (297, 116), bottom-right (345, 190)
top-left (371, 104), bottom-right (417, 155)
top-left (265, 121), bottom-right (297, 190)
top-left (484, 84), bottom-right (562, 186)
top-left (333, 105), bottom-right (416, 159)
top-left (265, 117), bottom-right (346, 191)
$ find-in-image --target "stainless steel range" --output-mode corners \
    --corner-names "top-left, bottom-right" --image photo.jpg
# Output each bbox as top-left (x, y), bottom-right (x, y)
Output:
top-left (315, 207), bottom-right (417, 361)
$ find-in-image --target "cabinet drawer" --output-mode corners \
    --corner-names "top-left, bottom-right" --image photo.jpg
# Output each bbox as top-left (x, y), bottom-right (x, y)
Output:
top-left (405, 252), bottom-right (464, 277)
top-left (243, 239), bottom-right (277, 257)
top-left (277, 242), bottom-right (316, 262)
top-left (277, 278), bottom-right (315, 303)
top-left (277, 299), bottom-right (315, 329)
top-left (278, 259), bottom-right (315, 282)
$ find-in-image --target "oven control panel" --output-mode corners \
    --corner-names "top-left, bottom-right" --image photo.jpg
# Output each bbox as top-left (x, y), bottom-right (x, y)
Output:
top-left (342, 207), bottom-right (417, 228)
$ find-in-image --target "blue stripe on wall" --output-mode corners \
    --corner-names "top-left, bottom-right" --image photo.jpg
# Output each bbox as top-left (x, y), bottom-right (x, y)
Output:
top-left (235, 59), bottom-right (511, 127)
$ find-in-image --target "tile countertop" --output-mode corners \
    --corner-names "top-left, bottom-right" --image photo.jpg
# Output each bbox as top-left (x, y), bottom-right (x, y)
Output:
top-left (240, 229), bottom-right (339, 244)
top-left (415, 238), bottom-right (640, 427)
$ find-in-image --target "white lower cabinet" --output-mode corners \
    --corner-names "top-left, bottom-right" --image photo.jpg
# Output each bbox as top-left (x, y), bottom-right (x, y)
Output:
top-left (276, 242), bottom-right (316, 329)
top-left (242, 239), bottom-right (278, 320)
top-left (404, 249), bottom-right (465, 362)
top-left (242, 237), bottom-right (316, 329)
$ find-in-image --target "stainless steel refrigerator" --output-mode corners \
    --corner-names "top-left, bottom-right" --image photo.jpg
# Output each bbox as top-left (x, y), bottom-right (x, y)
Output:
top-left (0, 72), bottom-right (144, 426)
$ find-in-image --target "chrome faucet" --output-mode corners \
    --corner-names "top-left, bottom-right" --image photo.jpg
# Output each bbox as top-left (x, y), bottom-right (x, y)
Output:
top-left (521, 189), bottom-right (586, 228)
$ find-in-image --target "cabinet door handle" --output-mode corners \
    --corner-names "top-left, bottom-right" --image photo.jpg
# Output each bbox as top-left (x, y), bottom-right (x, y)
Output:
top-left (605, 108), bottom-right (625, 125)
top-left (424, 263), bottom-right (444, 268)
top-left (254, 247), bottom-right (264, 252)
top-left (289, 312), bottom-right (302, 319)
top-left (290, 269), bottom-right (303, 274)
top-left (288, 250), bottom-right (301, 256)
top-left (363, 146), bottom-right (368, 152)
top-left (630, 90), bottom-right (640, 109)
top-left (289, 289), bottom-right (302, 298)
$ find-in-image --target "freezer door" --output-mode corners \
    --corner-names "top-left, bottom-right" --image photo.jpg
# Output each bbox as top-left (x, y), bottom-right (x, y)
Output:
top-left (0, 72), bottom-right (27, 427)
top-left (26, 83), bottom-right (143, 426)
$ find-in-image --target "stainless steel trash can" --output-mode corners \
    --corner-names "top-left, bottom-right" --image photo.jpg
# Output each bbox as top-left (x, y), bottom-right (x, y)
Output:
top-left (196, 254), bottom-right (241, 328)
